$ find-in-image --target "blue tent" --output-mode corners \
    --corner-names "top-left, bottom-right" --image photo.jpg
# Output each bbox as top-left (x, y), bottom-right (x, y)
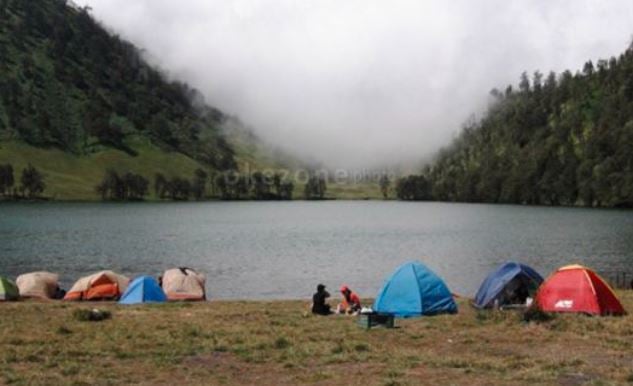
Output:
top-left (473, 262), bottom-right (543, 309)
top-left (373, 261), bottom-right (458, 317)
top-left (119, 276), bottom-right (167, 305)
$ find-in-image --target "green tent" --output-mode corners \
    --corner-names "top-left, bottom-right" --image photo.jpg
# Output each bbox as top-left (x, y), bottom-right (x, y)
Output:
top-left (0, 277), bottom-right (19, 301)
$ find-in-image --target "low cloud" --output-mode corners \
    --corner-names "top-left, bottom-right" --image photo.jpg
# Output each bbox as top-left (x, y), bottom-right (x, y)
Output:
top-left (76, 0), bottom-right (633, 168)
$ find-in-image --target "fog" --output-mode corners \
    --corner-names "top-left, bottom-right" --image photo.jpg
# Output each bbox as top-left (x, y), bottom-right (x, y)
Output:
top-left (76, 0), bottom-right (633, 169)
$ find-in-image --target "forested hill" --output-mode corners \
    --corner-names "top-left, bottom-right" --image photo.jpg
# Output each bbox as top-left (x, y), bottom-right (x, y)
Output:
top-left (398, 42), bottom-right (633, 208)
top-left (0, 0), bottom-right (236, 170)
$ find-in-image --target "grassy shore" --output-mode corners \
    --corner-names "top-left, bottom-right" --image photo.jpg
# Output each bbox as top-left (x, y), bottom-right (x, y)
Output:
top-left (1, 294), bottom-right (632, 385)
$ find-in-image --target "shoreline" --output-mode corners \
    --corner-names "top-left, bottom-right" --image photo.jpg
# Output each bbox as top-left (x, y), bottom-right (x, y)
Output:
top-left (1, 197), bottom-right (632, 211)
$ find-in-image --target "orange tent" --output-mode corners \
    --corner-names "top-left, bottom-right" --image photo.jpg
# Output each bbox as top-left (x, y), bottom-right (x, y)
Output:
top-left (161, 268), bottom-right (206, 301)
top-left (64, 271), bottom-right (129, 301)
top-left (535, 264), bottom-right (625, 316)
top-left (16, 272), bottom-right (59, 299)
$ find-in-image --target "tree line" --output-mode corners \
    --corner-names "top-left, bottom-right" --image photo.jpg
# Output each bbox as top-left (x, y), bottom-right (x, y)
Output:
top-left (0, 163), bottom-right (46, 199)
top-left (96, 169), bottom-right (296, 201)
top-left (397, 41), bottom-right (633, 208)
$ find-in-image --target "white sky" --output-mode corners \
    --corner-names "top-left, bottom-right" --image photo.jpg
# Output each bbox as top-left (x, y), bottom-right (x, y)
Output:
top-left (76, 0), bottom-right (633, 168)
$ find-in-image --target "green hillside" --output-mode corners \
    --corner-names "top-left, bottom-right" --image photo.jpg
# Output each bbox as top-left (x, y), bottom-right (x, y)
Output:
top-left (0, 0), bottom-right (242, 200)
top-left (398, 42), bottom-right (633, 207)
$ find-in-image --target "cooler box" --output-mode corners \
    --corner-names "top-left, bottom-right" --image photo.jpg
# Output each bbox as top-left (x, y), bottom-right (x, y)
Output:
top-left (357, 312), bottom-right (395, 329)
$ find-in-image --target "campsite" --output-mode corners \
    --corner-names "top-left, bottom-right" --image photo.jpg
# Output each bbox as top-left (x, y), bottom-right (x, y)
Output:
top-left (0, 292), bottom-right (631, 385)
top-left (2, 1), bottom-right (633, 385)
top-left (0, 262), bottom-right (632, 384)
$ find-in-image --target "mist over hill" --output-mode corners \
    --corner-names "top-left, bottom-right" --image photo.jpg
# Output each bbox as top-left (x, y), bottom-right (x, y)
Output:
top-left (75, 0), bottom-right (633, 169)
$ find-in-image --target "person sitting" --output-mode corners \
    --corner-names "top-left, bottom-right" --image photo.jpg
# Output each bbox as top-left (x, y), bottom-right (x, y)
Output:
top-left (311, 283), bottom-right (332, 315)
top-left (337, 285), bottom-right (361, 315)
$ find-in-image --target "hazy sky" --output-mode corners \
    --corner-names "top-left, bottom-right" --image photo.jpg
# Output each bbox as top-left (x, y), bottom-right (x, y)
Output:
top-left (76, 0), bottom-right (633, 168)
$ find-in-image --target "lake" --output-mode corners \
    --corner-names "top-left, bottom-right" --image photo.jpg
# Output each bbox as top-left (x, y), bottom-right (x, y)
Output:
top-left (0, 201), bottom-right (632, 300)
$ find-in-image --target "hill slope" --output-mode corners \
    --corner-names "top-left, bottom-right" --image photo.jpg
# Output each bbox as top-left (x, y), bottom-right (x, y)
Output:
top-left (0, 0), bottom-right (243, 199)
top-left (399, 42), bottom-right (633, 207)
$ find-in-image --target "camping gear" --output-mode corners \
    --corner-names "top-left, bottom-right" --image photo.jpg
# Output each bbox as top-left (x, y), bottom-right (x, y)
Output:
top-left (119, 276), bottom-right (167, 305)
top-left (16, 271), bottom-right (60, 299)
top-left (161, 268), bottom-right (206, 301)
top-left (0, 276), bottom-right (19, 301)
top-left (535, 264), bottom-right (626, 316)
top-left (373, 261), bottom-right (458, 317)
top-left (64, 271), bottom-right (129, 301)
top-left (357, 311), bottom-right (395, 329)
top-left (473, 262), bottom-right (544, 309)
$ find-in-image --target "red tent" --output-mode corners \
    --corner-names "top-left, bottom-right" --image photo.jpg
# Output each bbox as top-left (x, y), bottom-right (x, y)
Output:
top-left (535, 265), bottom-right (625, 316)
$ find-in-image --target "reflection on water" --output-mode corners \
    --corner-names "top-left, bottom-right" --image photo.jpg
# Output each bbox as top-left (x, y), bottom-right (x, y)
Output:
top-left (0, 201), bottom-right (632, 299)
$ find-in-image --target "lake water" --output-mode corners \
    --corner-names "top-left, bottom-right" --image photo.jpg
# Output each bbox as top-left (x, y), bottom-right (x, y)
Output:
top-left (0, 201), bottom-right (632, 300)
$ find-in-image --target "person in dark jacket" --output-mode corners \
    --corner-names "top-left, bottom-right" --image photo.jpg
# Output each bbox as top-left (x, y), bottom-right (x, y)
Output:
top-left (311, 283), bottom-right (332, 315)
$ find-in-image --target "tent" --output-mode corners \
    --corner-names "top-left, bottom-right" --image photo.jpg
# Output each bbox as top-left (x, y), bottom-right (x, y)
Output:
top-left (0, 276), bottom-right (19, 301)
top-left (119, 276), bottom-right (167, 305)
top-left (473, 262), bottom-right (543, 309)
top-left (161, 268), bottom-right (206, 301)
top-left (64, 271), bottom-right (129, 301)
top-left (535, 264), bottom-right (626, 316)
top-left (16, 271), bottom-right (60, 299)
top-left (373, 261), bottom-right (458, 317)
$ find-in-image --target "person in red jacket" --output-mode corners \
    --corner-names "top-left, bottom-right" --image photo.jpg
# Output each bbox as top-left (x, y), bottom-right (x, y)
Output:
top-left (337, 285), bottom-right (361, 315)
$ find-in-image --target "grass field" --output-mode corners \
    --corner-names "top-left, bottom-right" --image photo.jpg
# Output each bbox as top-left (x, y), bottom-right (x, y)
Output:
top-left (0, 293), bottom-right (631, 385)
top-left (0, 140), bottom-right (387, 201)
top-left (0, 139), bottom-right (207, 201)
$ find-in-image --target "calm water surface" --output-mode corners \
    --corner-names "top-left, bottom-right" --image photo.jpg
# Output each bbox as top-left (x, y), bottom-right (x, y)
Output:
top-left (0, 201), bottom-right (631, 299)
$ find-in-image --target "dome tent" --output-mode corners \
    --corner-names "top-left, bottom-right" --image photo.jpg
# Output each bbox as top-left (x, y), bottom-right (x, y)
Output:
top-left (473, 262), bottom-right (543, 309)
top-left (119, 276), bottom-right (167, 305)
top-left (16, 271), bottom-right (60, 299)
top-left (0, 276), bottom-right (19, 301)
top-left (161, 268), bottom-right (206, 301)
top-left (373, 261), bottom-right (457, 317)
top-left (64, 271), bottom-right (129, 301)
top-left (535, 264), bottom-right (625, 316)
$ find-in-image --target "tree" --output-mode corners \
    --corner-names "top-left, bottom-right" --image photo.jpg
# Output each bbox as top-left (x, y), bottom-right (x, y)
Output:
top-left (273, 173), bottom-right (282, 197)
top-left (519, 71), bottom-right (530, 93)
top-left (279, 181), bottom-right (294, 200)
top-left (192, 168), bottom-right (207, 200)
top-left (0, 163), bottom-right (14, 196)
top-left (154, 173), bottom-right (167, 199)
top-left (395, 175), bottom-right (432, 200)
top-left (251, 171), bottom-right (270, 199)
top-left (20, 164), bottom-right (45, 198)
top-left (123, 172), bottom-right (149, 200)
top-left (166, 177), bottom-right (191, 200)
top-left (304, 172), bottom-right (326, 199)
top-left (95, 169), bottom-right (124, 200)
top-left (379, 174), bottom-right (390, 199)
